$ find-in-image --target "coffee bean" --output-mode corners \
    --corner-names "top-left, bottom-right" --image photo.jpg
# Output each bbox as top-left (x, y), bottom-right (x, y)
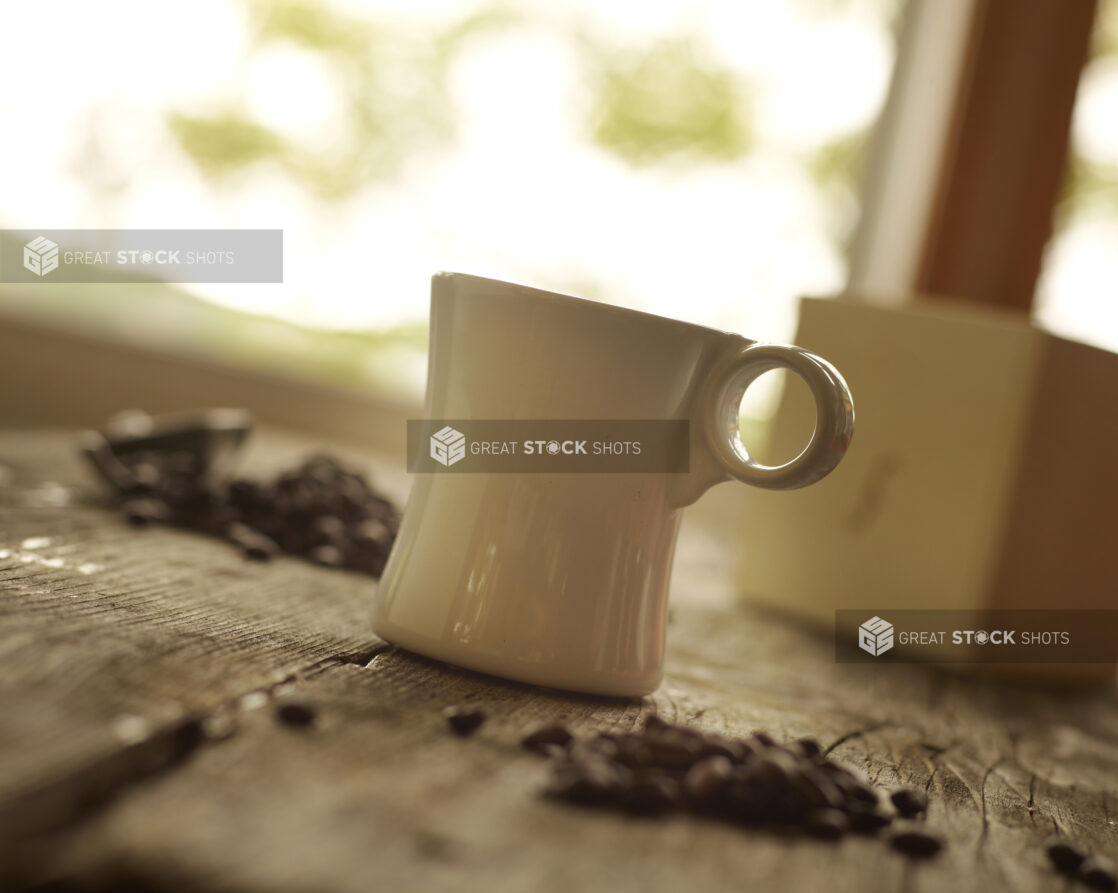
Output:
top-left (722, 772), bottom-right (769, 824)
top-left (695, 733), bottom-right (741, 763)
top-left (805, 808), bottom-right (849, 840)
top-left (544, 764), bottom-right (602, 804)
top-left (1045, 840), bottom-right (1086, 873)
top-left (642, 714), bottom-right (671, 733)
top-left (632, 734), bottom-right (703, 770)
top-left (522, 723), bottom-right (574, 754)
top-left (228, 523), bottom-right (279, 561)
top-left (309, 544), bottom-right (345, 567)
top-left (835, 774), bottom-right (879, 808)
top-left (201, 711), bottom-right (238, 742)
top-left (130, 460), bottom-right (162, 492)
top-left (353, 518), bottom-right (392, 545)
top-left (729, 738), bottom-right (759, 764)
top-left (683, 755), bottom-right (733, 803)
top-left (890, 787), bottom-right (928, 818)
top-left (537, 742), bottom-right (574, 761)
top-left (580, 733), bottom-right (621, 761)
top-left (358, 553), bottom-right (388, 576)
top-left (122, 497), bottom-right (170, 527)
top-left (889, 829), bottom-right (943, 858)
top-left (848, 808), bottom-right (893, 834)
top-left (1081, 857), bottom-right (1118, 892)
top-left (819, 760), bottom-right (857, 780)
top-left (160, 453), bottom-right (199, 482)
top-left (747, 750), bottom-right (798, 782)
top-left (727, 757), bottom-right (809, 825)
top-left (443, 705), bottom-right (487, 737)
top-left (275, 703), bottom-right (316, 728)
top-left (791, 768), bottom-right (844, 810)
top-left (792, 738), bottom-right (823, 759)
top-left (621, 776), bottom-right (679, 816)
top-left (311, 514), bottom-right (347, 544)
top-left (546, 759), bottom-right (626, 805)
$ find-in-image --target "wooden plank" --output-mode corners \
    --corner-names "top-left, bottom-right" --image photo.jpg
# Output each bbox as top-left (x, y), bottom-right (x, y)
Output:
top-left (1, 431), bottom-right (1117, 892)
top-left (915, 0), bottom-right (1097, 309)
top-left (0, 431), bottom-right (399, 840)
top-left (21, 611), bottom-right (1118, 893)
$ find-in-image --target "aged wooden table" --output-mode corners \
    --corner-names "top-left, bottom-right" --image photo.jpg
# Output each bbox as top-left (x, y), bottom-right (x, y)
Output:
top-left (1, 430), bottom-right (1116, 892)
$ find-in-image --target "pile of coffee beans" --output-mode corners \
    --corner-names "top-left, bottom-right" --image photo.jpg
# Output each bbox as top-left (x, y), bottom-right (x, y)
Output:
top-left (85, 437), bottom-right (399, 576)
top-left (1046, 841), bottom-right (1117, 891)
top-left (521, 715), bottom-right (942, 859)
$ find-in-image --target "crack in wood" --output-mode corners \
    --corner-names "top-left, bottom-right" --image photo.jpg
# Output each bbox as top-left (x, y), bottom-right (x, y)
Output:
top-left (304, 642), bottom-right (395, 676)
top-left (923, 766), bottom-right (937, 802)
top-left (360, 643), bottom-right (396, 668)
top-left (976, 756), bottom-right (1006, 858)
top-left (823, 721), bottom-right (888, 757)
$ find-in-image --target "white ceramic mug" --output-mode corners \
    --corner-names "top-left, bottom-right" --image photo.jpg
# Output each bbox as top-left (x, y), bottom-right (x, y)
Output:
top-left (373, 273), bottom-right (854, 696)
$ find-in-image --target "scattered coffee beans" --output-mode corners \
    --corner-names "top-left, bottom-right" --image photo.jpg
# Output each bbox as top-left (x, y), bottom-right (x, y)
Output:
top-left (521, 723), bottom-right (575, 754)
top-left (890, 787), bottom-right (928, 818)
top-left (889, 828), bottom-right (943, 858)
top-left (847, 808), bottom-right (893, 834)
top-left (444, 705), bottom-right (487, 737)
top-left (792, 737), bottom-right (823, 759)
top-left (1045, 840), bottom-right (1118, 891)
top-left (228, 522), bottom-right (280, 561)
top-left (534, 715), bottom-right (944, 860)
top-left (83, 422), bottom-right (400, 577)
top-left (1080, 857), bottom-right (1118, 892)
top-left (1047, 840), bottom-right (1087, 874)
top-left (122, 496), bottom-right (172, 527)
top-left (275, 703), bottom-right (317, 728)
top-left (805, 808), bottom-right (850, 840)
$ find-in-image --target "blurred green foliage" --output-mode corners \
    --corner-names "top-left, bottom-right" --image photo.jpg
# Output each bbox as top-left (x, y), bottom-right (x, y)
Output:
top-left (1055, 0), bottom-right (1118, 227)
top-left (1058, 156), bottom-right (1118, 229)
top-left (170, 0), bottom-right (518, 200)
top-left (1091, 0), bottom-right (1118, 59)
top-left (810, 128), bottom-right (871, 242)
top-left (586, 36), bottom-right (752, 165)
top-left (152, 0), bottom-right (894, 397)
top-left (167, 0), bottom-right (885, 215)
top-left (168, 112), bottom-right (283, 178)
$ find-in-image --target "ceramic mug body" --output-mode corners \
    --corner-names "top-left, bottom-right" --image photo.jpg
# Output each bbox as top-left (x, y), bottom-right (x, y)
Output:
top-left (372, 273), bottom-right (853, 696)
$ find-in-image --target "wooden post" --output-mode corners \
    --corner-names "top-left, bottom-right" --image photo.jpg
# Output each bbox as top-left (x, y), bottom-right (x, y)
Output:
top-left (916, 0), bottom-right (1098, 310)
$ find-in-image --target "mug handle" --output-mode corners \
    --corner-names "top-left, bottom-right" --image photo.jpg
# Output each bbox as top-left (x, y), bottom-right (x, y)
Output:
top-left (702, 342), bottom-right (854, 490)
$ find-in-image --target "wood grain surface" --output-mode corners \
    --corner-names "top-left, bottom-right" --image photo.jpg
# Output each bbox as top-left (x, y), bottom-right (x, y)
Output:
top-left (0, 430), bottom-right (1115, 892)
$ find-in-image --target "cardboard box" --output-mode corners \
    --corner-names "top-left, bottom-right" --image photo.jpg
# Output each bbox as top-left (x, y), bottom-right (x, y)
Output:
top-left (739, 297), bottom-right (1118, 680)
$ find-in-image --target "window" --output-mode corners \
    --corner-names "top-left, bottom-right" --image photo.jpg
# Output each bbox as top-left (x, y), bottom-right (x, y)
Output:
top-left (0, 0), bottom-right (901, 410)
top-left (1036, 0), bottom-right (1118, 352)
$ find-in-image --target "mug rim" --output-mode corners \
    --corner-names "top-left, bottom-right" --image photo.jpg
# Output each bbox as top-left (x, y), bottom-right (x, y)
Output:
top-left (437, 271), bottom-right (744, 342)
